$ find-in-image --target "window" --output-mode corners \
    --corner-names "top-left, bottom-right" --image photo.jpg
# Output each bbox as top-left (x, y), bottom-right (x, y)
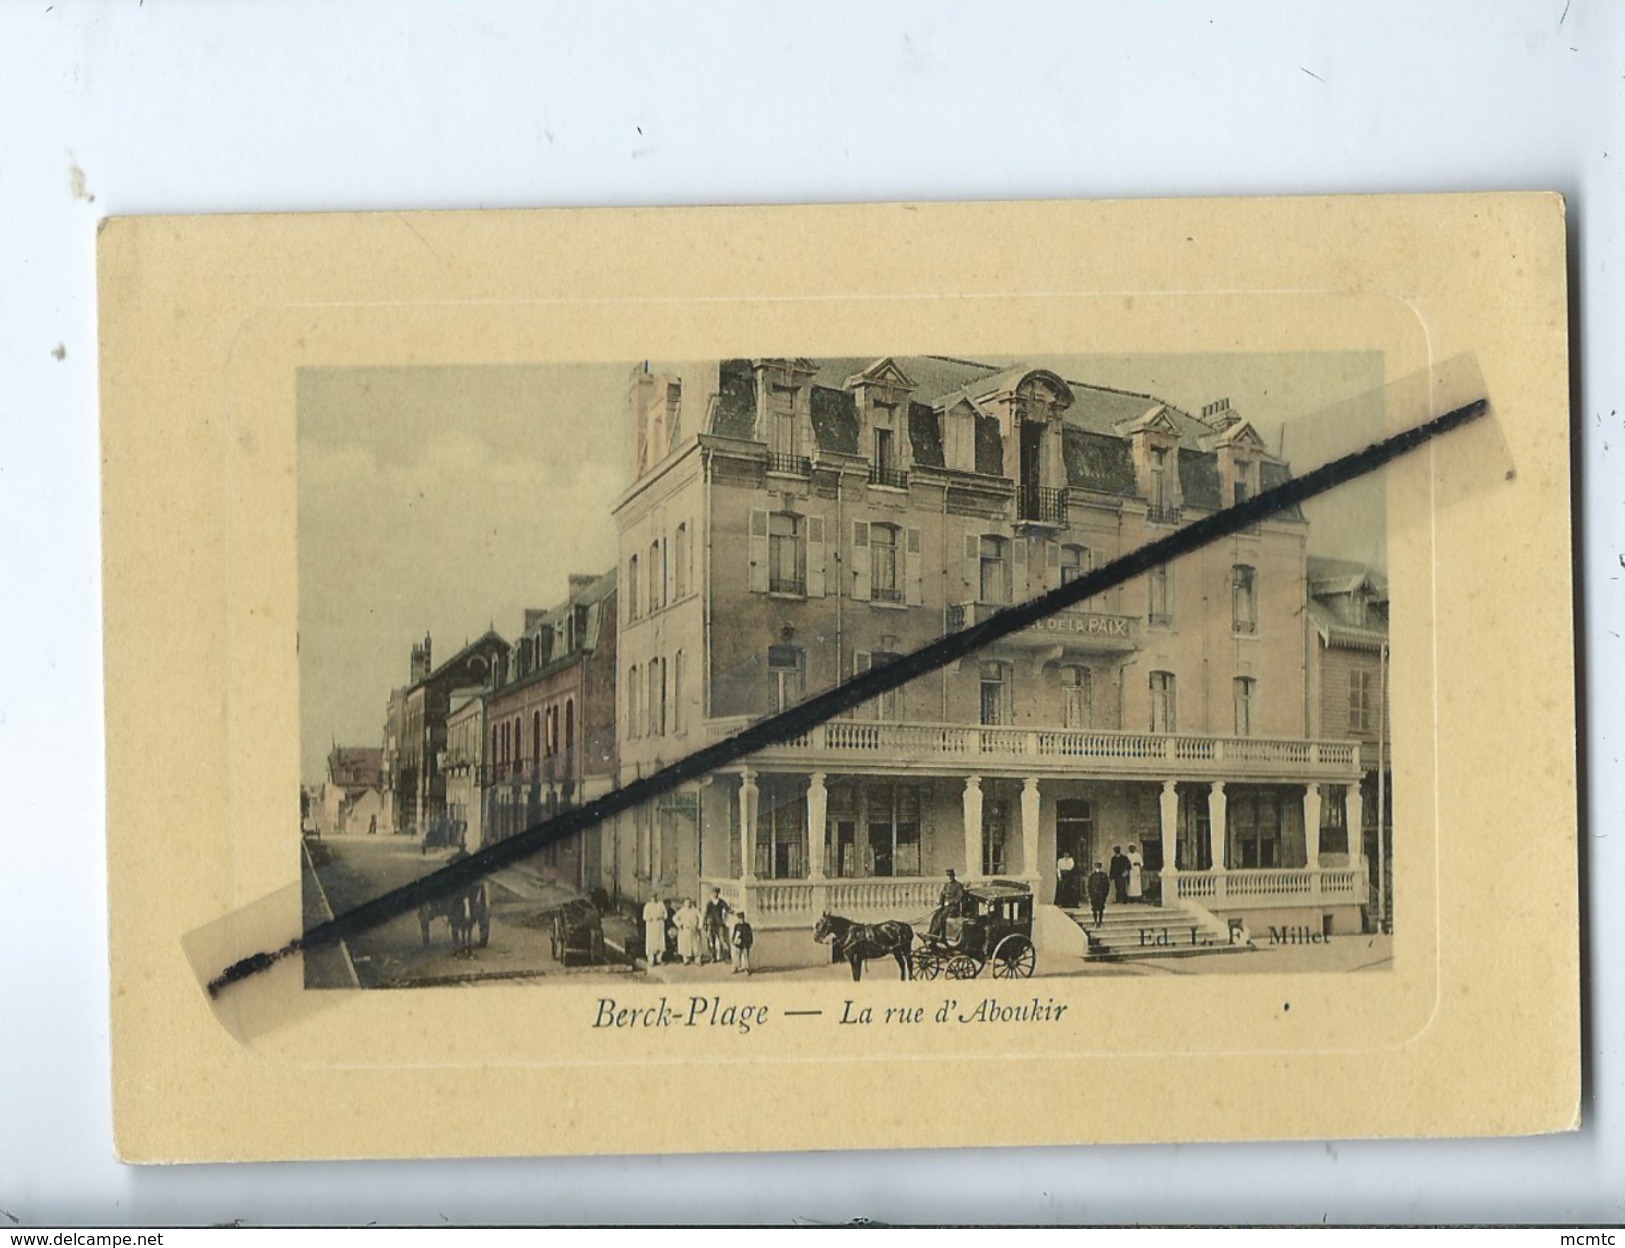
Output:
top-left (649, 660), bottom-right (665, 736)
top-left (1150, 446), bottom-right (1169, 511)
top-left (535, 709), bottom-right (545, 760)
top-left (1177, 787), bottom-right (1212, 871)
top-left (866, 782), bottom-right (922, 876)
top-left (626, 555), bottom-right (639, 620)
top-left (564, 699), bottom-right (575, 750)
top-left (513, 717), bottom-right (523, 769)
top-left (1349, 591), bottom-right (1367, 627)
top-left (1148, 563), bottom-right (1172, 627)
top-left (856, 651), bottom-right (899, 720)
top-left (1150, 671), bottom-right (1177, 733)
top-left (768, 644), bottom-right (805, 713)
top-left (755, 783), bottom-right (805, 879)
top-left (1321, 784), bottom-right (1349, 855)
top-left (769, 512), bottom-right (803, 595)
top-left (1231, 790), bottom-right (1281, 869)
top-left (671, 653), bottom-right (683, 734)
top-left (1055, 798), bottom-right (1094, 868)
top-left (980, 660), bottom-right (1011, 726)
top-left (673, 522), bottom-right (689, 600)
top-left (1233, 459), bottom-right (1251, 507)
top-left (771, 409), bottom-right (796, 457)
top-left (1349, 669), bottom-right (1373, 732)
top-left (649, 539), bottom-right (664, 612)
top-left (1062, 665), bottom-right (1092, 729)
top-left (1060, 544), bottom-right (1091, 586)
top-left (627, 665), bottom-right (640, 740)
top-left (1234, 676), bottom-right (1255, 737)
top-left (1231, 564), bottom-right (1257, 635)
top-left (875, 426), bottom-right (894, 475)
top-left (871, 523), bottom-right (901, 602)
top-left (982, 798), bottom-right (1009, 877)
top-left (980, 536), bottom-right (1009, 605)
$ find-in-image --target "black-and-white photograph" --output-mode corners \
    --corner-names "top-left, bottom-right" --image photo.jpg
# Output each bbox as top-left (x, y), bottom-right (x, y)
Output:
top-left (300, 351), bottom-right (1395, 988)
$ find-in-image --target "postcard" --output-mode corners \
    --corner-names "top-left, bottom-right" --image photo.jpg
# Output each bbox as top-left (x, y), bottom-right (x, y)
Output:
top-left (101, 195), bottom-right (1577, 1160)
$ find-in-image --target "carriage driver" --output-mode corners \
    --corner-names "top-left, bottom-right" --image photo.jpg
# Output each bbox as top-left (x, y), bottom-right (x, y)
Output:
top-left (929, 868), bottom-right (966, 939)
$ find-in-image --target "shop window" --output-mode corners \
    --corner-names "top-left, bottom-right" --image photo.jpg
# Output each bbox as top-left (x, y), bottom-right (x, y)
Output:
top-left (1231, 564), bottom-right (1257, 635)
top-left (980, 660), bottom-right (1012, 726)
top-left (1149, 671), bottom-right (1177, 734)
top-left (1350, 669), bottom-right (1373, 732)
top-left (866, 782), bottom-right (922, 877)
top-left (1062, 666), bottom-right (1093, 730)
top-left (1233, 676), bottom-right (1255, 737)
top-left (768, 643), bottom-right (805, 713)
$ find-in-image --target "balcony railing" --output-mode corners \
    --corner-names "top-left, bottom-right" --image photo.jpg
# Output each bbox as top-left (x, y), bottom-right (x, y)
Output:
top-left (1146, 503), bottom-right (1183, 526)
top-left (702, 715), bottom-right (1361, 779)
top-left (765, 452), bottom-right (811, 476)
top-left (1172, 866), bottom-right (1365, 910)
top-left (869, 464), bottom-right (909, 490)
top-left (702, 875), bottom-right (946, 929)
top-left (1018, 484), bottom-right (1068, 525)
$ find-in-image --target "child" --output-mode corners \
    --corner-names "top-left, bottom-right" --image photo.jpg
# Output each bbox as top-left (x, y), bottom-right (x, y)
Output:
top-left (731, 909), bottom-right (754, 975)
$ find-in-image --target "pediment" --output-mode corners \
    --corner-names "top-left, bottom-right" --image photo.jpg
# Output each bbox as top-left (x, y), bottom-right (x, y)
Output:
top-left (846, 357), bottom-right (917, 391)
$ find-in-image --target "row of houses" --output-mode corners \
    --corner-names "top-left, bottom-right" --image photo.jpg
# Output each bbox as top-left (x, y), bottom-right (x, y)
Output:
top-left (324, 356), bottom-right (1395, 962)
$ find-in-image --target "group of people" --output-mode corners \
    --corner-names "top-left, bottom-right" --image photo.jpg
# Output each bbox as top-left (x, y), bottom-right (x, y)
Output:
top-left (641, 888), bottom-right (754, 974)
top-left (1055, 843), bottom-right (1144, 926)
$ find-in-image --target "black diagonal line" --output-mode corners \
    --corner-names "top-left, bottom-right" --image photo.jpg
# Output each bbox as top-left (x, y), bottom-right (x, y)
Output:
top-left (210, 397), bottom-right (1487, 997)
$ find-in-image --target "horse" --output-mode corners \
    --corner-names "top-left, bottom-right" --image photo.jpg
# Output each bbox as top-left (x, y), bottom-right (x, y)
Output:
top-left (813, 912), bottom-right (914, 982)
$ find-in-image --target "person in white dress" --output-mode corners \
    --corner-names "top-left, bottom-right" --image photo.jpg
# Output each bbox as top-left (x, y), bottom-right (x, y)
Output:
top-left (1127, 843), bottom-right (1144, 901)
top-left (642, 894), bottom-right (667, 968)
top-left (673, 898), bottom-right (703, 964)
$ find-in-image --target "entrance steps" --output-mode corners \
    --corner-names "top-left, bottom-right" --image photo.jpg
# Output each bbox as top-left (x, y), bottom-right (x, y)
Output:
top-left (1064, 900), bottom-right (1249, 961)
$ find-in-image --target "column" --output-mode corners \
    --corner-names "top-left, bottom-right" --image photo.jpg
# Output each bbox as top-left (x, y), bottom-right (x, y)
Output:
top-left (1207, 781), bottom-right (1227, 874)
top-left (1303, 782), bottom-right (1323, 899)
top-left (1346, 784), bottom-right (1364, 858)
top-left (962, 775), bottom-right (984, 879)
top-left (1303, 783), bottom-right (1322, 868)
top-left (806, 771), bottom-right (827, 881)
top-left (739, 768), bottom-right (759, 882)
top-left (1159, 779), bottom-right (1179, 906)
top-left (1020, 777), bottom-right (1041, 880)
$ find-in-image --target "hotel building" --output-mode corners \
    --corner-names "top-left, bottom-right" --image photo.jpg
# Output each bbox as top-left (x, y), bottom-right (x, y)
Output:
top-left (609, 356), bottom-right (1370, 965)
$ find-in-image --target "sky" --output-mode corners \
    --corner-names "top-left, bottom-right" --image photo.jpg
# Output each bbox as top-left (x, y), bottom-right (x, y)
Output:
top-left (297, 352), bottom-right (1385, 782)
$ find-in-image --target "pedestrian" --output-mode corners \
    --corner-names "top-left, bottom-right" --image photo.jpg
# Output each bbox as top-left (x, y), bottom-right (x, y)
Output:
top-left (1109, 845), bottom-right (1131, 904)
top-left (1127, 842), bottom-right (1144, 902)
top-left (1055, 850), bottom-right (1077, 907)
top-left (702, 887), bottom-right (730, 964)
top-left (368, 813), bottom-right (377, 836)
top-left (1086, 861), bottom-right (1111, 927)
top-left (731, 909), bottom-right (754, 975)
top-left (641, 892), bottom-right (667, 968)
top-left (674, 897), bottom-right (703, 965)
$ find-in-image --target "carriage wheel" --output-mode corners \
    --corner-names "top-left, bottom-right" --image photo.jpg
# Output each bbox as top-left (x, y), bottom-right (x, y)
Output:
top-left (946, 954), bottom-right (981, 980)
top-left (991, 934), bottom-right (1036, 979)
top-left (914, 951), bottom-right (942, 981)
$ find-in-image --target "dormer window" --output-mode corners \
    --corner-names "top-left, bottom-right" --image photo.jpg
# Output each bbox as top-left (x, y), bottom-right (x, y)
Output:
top-left (1350, 591), bottom-right (1367, 627)
top-left (1233, 459), bottom-right (1252, 507)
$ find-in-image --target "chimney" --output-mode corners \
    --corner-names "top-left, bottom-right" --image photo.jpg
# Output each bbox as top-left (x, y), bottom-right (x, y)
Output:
top-left (421, 632), bottom-right (432, 674)
top-left (1202, 397), bottom-right (1239, 428)
top-left (409, 643), bottom-right (426, 684)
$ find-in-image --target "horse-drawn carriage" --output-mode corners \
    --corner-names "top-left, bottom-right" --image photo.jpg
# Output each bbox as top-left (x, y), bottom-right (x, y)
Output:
top-left (914, 880), bottom-right (1037, 980)
top-left (548, 896), bottom-right (607, 966)
top-left (813, 879), bottom-right (1037, 981)
top-left (417, 850), bottom-right (490, 954)
top-left (420, 815), bottom-right (466, 855)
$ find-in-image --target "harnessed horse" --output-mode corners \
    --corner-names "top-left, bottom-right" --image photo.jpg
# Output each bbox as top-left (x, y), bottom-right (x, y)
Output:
top-left (813, 912), bottom-right (915, 981)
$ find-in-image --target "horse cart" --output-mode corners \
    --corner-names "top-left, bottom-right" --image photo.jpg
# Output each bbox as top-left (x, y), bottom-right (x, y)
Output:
top-left (913, 880), bottom-right (1037, 980)
top-left (548, 897), bottom-right (607, 966)
top-left (417, 851), bottom-right (490, 953)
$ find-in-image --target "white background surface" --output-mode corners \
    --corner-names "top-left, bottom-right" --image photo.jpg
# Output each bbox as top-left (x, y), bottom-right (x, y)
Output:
top-left (1, 0), bottom-right (1620, 1227)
